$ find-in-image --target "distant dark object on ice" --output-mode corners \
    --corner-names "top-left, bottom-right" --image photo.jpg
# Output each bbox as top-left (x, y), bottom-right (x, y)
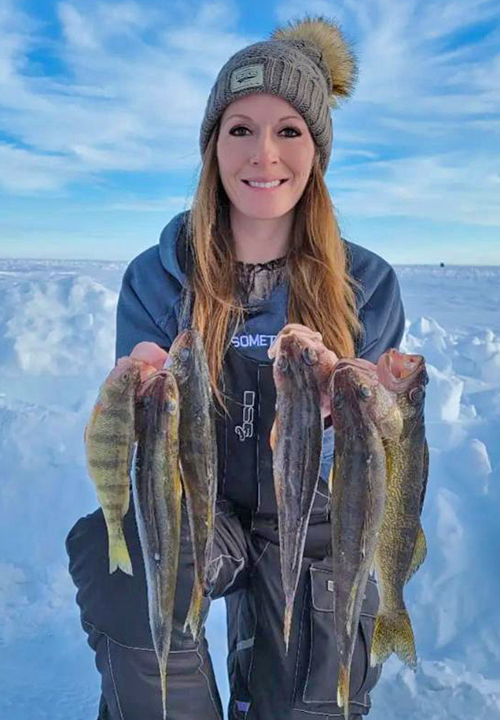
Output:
top-left (440, 263), bottom-right (445, 268)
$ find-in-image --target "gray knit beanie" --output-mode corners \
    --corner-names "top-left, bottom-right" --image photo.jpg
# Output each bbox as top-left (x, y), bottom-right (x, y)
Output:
top-left (199, 16), bottom-right (358, 173)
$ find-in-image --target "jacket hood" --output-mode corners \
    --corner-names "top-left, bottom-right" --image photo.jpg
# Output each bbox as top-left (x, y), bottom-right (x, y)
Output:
top-left (158, 211), bottom-right (190, 285)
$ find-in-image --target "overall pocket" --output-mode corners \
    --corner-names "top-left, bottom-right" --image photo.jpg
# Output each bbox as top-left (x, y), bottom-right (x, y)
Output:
top-left (294, 565), bottom-right (382, 713)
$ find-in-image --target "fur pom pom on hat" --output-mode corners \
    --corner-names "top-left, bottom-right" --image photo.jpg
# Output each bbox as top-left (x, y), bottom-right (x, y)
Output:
top-left (199, 15), bottom-right (358, 173)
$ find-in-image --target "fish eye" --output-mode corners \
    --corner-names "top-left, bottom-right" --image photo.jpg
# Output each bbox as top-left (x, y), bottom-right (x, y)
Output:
top-left (302, 347), bottom-right (317, 366)
top-left (359, 384), bottom-right (372, 399)
top-left (277, 355), bottom-right (289, 372)
top-left (166, 399), bottom-right (177, 413)
top-left (179, 348), bottom-right (190, 362)
top-left (409, 387), bottom-right (425, 403)
top-left (333, 390), bottom-right (344, 409)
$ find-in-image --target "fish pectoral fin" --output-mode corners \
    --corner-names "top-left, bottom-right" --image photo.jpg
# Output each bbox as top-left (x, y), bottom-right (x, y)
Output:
top-left (337, 663), bottom-right (350, 718)
top-left (370, 609), bottom-right (417, 670)
top-left (270, 415), bottom-right (278, 451)
top-left (405, 525), bottom-right (427, 583)
top-left (328, 454), bottom-right (337, 494)
top-left (346, 581), bottom-right (358, 638)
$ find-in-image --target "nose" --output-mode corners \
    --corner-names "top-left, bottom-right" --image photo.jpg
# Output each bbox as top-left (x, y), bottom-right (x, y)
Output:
top-left (250, 128), bottom-right (279, 165)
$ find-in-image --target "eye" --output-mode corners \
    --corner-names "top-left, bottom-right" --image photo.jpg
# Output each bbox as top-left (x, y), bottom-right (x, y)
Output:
top-left (302, 347), bottom-right (317, 366)
top-left (280, 126), bottom-right (301, 138)
top-left (409, 387), bottom-right (425, 404)
top-left (359, 384), bottom-right (372, 399)
top-left (277, 355), bottom-right (289, 372)
top-left (166, 399), bottom-right (177, 413)
top-left (333, 390), bottom-right (343, 409)
top-left (229, 125), bottom-right (250, 136)
top-left (179, 348), bottom-right (190, 362)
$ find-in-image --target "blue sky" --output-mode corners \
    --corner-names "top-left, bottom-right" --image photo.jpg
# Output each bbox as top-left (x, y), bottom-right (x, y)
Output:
top-left (0, 0), bottom-right (499, 264)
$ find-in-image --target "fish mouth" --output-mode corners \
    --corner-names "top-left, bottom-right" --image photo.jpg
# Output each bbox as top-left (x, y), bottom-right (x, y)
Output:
top-left (330, 358), bottom-right (378, 391)
top-left (137, 368), bottom-right (173, 398)
top-left (377, 349), bottom-right (425, 391)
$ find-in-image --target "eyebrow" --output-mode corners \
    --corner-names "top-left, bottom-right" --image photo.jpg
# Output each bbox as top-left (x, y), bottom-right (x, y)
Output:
top-left (223, 113), bottom-right (303, 124)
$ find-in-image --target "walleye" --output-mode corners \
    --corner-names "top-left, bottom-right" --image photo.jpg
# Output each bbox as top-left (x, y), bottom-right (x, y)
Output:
top-left (370, 349), bottom-right (429, 670)
top-left (270, 335), bottom-right (323, 652)
top-left (84, 356), bottom-right (143, 575)
top-left (329, 359), bottom-right (402, 719)
top-left (168, 329), bottom-right (217, 640)
top-left (132, 370), bottom-right (182, 720)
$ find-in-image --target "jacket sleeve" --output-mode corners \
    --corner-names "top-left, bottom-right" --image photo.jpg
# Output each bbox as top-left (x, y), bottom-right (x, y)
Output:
top-left (115, 248), bottom-right (179, 362)
top-left (356, 264), bottom-right (405, 363)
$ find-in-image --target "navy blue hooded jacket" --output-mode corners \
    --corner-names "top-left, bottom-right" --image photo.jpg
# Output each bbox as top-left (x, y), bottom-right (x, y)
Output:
top-left (115, 210), bottom-right (405, 481)
top-left (116, 211), bottom-right (404, 361)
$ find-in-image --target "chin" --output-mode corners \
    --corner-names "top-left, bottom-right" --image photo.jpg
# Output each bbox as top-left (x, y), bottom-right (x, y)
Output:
top-left (235, 203), bottom-right (294, 221)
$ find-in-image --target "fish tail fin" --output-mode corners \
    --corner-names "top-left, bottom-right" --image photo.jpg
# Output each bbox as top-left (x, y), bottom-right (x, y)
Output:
top-left (405, 526), bottom-right (427, 584)
top-left (337, 663), bottom-right (350, 718)
top-left (108, 528), bottom-right (133, 576)
top-left (283, 603), bottom-right (293, 655)
top-left (370, 609), bottom-right (417, 670)
top-left (184, 579), bottom-right (203, 640)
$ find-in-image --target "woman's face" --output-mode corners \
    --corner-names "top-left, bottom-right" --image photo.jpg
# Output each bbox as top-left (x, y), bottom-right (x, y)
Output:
top-left (216, 93), bottom-right (316, 222)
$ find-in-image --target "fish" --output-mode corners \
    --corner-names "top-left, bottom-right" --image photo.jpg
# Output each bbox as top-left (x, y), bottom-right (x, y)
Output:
top-left (132, 369), bottom-right (182, 720)
top-left (84, 356), bottom-right (143, 575)
top-left (329, 358), bottom-right (402, 719)
top-left (370, 349), bottom-right (429, 670)
top-left (168, 329), bottom-right (217, 640)
top-left (270, 334), bottom-right (323, 652)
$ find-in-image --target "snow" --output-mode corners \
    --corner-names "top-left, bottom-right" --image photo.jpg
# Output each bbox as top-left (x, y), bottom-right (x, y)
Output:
top-left (1, 260), bottom-right (500, 719)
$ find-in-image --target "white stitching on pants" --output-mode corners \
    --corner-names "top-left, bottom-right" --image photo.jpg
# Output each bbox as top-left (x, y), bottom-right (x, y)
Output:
top-left (81, 619), bottom-right (198, 653)
top-left (107, 636), bottom-right (125, 720)
top-left (196, 647), bottom-right (223, 719)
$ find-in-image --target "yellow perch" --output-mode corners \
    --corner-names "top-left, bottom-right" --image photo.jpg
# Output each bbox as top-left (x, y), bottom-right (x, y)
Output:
top-left (84, 357), bottom-right (143, 575)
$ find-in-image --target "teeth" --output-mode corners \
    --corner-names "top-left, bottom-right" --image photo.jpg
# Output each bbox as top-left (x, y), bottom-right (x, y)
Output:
top-left (247, 180), bottom-right (282, 188)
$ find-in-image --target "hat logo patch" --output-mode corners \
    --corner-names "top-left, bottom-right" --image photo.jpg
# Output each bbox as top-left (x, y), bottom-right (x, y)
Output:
top-left (230, 64), bottom-right (264, 92)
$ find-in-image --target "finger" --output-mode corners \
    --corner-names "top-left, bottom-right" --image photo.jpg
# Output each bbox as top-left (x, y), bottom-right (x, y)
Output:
top-left (130, 341), bottom-right (168, 369)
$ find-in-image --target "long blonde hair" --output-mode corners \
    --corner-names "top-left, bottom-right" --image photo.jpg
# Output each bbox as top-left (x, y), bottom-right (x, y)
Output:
top-left (186, 125), bottom-right (361, 409)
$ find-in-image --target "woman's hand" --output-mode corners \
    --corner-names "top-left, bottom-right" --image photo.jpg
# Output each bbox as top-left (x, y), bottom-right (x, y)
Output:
top-left (124, 341), bottom-right (169, 381)
top-left (268, 324), bottom-right (338, 418)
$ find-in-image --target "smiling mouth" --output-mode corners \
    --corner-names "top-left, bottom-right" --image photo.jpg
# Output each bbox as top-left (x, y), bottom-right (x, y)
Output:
top-left (242, 179), bottom-right (289, 187)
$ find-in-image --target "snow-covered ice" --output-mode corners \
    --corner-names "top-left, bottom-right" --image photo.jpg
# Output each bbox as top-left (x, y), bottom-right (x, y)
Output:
top-left (1, 259), bottom-right (499, 719)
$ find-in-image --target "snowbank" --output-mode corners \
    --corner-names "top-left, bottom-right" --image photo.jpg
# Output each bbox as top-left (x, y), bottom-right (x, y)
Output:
top-left (1, 261), bottom-right (499, 719)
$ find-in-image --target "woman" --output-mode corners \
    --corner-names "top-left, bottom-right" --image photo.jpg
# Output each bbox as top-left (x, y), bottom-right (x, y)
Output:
top-left (66, 16), bottom-right (405, 720)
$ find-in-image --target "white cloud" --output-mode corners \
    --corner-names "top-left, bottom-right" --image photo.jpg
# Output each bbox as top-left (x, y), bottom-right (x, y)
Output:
top-left (330, 151), bottom-right (500, 226)
top-left (0, 0), bottom-right (248, 190)
top-left (0, 0), bottom-right (499, 239)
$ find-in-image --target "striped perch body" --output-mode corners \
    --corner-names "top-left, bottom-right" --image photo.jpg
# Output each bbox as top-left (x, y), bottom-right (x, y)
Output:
top-left (84, 356), bottom-right (143, 575)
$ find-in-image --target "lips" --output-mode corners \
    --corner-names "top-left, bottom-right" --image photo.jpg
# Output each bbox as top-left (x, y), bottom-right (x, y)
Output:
top-left (242, 179), bottom-right (288, 184)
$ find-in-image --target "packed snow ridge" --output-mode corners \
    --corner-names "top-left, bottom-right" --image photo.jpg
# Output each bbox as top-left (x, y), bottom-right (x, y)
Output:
top-left (0, 261), bottom-right (499, 720)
